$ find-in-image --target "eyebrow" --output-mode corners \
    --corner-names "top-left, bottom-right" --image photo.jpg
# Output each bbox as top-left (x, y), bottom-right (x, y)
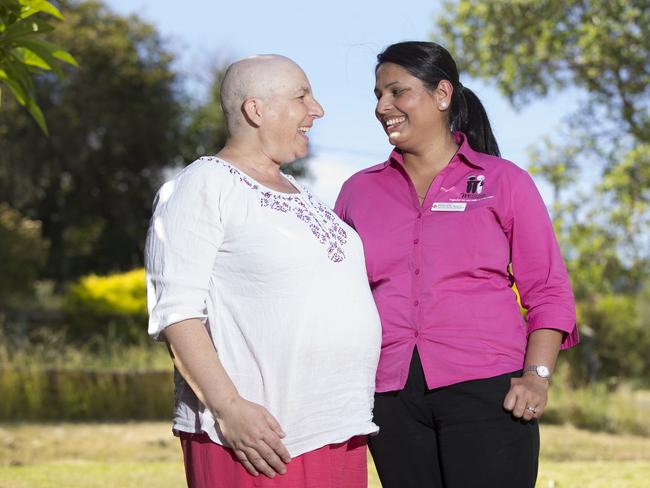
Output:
top-left (374, 80), bottom-right (401, 94)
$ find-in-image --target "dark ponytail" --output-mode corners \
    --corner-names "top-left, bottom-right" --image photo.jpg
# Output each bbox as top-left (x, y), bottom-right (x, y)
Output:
top-left (377, 41), bottom-right (500, 157)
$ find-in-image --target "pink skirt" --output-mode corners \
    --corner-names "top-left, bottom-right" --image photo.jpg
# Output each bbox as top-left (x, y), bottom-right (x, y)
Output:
top-left (179, 432), bottom-right (368, 488)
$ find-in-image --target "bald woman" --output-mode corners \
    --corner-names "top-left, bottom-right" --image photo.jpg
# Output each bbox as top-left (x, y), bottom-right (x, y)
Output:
top-left (145, 55), bottom-right (382, 488)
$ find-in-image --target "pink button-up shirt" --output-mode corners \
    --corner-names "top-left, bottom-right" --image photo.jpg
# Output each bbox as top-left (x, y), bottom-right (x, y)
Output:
top-left (335, 132), bottom-right (579, 393)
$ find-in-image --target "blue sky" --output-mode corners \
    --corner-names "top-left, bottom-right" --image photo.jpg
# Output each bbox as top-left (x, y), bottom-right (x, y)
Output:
top-left (105, 0), bottom-right (577, 204)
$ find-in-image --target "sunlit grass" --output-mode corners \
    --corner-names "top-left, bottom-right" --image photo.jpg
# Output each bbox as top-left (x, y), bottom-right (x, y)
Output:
top-left (1, 423), bottom-right (649, 488)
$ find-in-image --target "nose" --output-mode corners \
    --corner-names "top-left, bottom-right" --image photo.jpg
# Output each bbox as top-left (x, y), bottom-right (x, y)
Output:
top-left (375, 95), bottom-right (392, 116)
top-left (309, 97), bottom-right (325, 119)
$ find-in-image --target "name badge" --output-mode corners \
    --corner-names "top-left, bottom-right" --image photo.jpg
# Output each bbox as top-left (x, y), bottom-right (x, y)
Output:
top-left (431, 202), bottom-right (467, 212)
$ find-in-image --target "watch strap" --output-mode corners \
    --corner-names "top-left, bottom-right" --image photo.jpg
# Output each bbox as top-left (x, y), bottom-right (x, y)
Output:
top-left (523, 364), bottom-right (552, 380)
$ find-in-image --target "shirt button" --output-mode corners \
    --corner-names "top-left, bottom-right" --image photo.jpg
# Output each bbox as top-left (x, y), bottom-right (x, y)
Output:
top-left (417, 212), bottom-right (422, 219)
top-left (413, 300), bottom-right (419, 307)
top-left (414, 331), bottom-right (419, 338)
top-left (413, 238), bottom-right (419, 244)
top-left (415, 268), bottom-right (420, 275)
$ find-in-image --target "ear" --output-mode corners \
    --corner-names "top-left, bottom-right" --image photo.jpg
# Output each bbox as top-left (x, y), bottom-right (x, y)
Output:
top-left (435, 79), bottom-right (454, 111)
top-left (241, 97), bottom-right (263, 127)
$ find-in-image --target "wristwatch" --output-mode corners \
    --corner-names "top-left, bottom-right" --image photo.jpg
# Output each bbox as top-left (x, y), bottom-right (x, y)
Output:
top-left (523, 365), bottom-right (552, 381)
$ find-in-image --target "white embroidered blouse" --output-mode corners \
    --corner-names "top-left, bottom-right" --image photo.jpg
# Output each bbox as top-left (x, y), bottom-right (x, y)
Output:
top-left (145, 157), bottom-right (382, 457)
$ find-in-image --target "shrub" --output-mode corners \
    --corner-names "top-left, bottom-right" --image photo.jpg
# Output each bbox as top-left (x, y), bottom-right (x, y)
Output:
top-left (0, 367), bottom-right (173, 421)
top-left (577, 294), bottom-right (650, 380)
top-left (544, 363), bottom-right (650, 436)
top-left (63, 268), bottom-right (147, 343)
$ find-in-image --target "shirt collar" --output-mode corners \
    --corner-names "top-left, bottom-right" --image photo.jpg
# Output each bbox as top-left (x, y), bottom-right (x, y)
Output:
top-left (452, 131), bottom-right (485, 169)
top-left (369, 131), bottom-right (486, 172)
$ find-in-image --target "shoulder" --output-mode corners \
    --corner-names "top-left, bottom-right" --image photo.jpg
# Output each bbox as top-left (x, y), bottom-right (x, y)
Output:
top-left (153, 157), bottom-right (237, 213)
top-left (340, 161), bottom-right (388, 192)
top-left (475, 152), bottom-right (525, 175)
top-left (335, 161), bottom-right (387, 212)
top-left (174, 156), bottom-right (235, 184)
top-left (474, 153), bottom-right (534, 189)
top-left (163, 157), bottom-right (238, 194)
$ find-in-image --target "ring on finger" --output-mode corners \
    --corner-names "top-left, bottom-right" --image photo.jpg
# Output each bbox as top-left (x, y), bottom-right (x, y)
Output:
top-left (526, 406), bottom-right (537, 413)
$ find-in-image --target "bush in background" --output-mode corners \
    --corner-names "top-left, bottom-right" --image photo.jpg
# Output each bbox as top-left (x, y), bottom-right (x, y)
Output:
top-left (0, 204), bottom-right (49, 302)
top-left (0, 367), bottom-right (172, 421)
top-left (575, 293), bottom-right (650, 382)
top-left (544, 363), bottom-right (650, 436)
top-left (0, 328), bottom-right (172, 421)
top-left (63, 268), bottom-right (147, 343)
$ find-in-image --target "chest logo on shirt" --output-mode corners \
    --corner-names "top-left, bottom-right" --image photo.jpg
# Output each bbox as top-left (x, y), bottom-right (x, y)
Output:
top-left (446, 174), bottom-right (494, 204)
top-left (464, 175), bottom-right (485, 195)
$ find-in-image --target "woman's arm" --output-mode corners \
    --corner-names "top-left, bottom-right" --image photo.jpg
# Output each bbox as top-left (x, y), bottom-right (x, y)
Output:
top-left (164, 318), bottom-right (291, 478)
top-left (503, 328), bottom-right (563, 420)
top-left (502, 169), bottom-right (578, 420)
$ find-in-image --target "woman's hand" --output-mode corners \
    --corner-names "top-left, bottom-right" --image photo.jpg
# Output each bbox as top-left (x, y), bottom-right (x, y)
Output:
top-left (505, 328), bottom-right (563, 421)
top-left (162, 320), bottom-right (291, 478)
top-left (215, 396), bottom-right (292, 478)
top-left (503, 374), bottom-right (549, 421)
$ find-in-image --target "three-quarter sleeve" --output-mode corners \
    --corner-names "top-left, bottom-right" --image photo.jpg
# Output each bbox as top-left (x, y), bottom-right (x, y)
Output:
top-left (145, 166), bottom-right (224, 339)
top-left (507, 170), bottom-right (579, 349)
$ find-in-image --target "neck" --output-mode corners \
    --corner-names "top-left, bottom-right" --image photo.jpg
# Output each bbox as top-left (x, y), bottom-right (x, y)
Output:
top-left (402, 129), bottom-right (459, 176)
top-left (217, 138), bottom-right (281, 179)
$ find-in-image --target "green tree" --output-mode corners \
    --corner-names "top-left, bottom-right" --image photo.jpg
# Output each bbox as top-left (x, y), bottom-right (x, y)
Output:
top-left (437, 0), bottom-right (649, 296)
top-left (181, 67), bottom-right (229, 160)
top-left (436, 0), bottom-right (650, 379)
top-left (0, 0), bottom-right (77, 133)
top-left (0, 0), bottom-right (184, 281)
top-left (0, 203), bottom-right (48, 302)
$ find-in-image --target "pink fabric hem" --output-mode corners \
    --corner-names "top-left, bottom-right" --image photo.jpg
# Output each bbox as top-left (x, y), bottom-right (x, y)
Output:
top-left (179, 432), bottom-right (368, 488)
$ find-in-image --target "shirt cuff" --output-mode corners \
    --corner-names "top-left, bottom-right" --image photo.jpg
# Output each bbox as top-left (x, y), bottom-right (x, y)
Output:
top-left (148, 310), bottom-right (208, 341)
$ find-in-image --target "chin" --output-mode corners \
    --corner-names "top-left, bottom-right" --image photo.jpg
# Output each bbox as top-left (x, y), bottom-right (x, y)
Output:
top-left (279, 155), bottom-right (298, 165)
top-left (294, 148), bottom-right (308, 160)
top-left (388, 135), bottom-right (404, 147)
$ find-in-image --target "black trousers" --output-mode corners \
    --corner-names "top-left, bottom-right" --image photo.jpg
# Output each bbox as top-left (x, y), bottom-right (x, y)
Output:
top-left (368, 348), bottom-right (539, 488)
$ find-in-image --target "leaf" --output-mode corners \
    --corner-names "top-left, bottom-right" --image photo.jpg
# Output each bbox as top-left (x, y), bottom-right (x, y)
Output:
top-left (0, 65), bottom-right (48, 133)
top-left (23, 92), bottom-right (48, 133)
top-left (19, 0), bottom-right (64, 21)
top-left (0, 68), bottom-right (28, 104)
top-left (14, 45), bottom-right (54, 71)
top-left (13, 41), bottom-right (63, 77)
top-left (18, 38), bottom-right (78, 67)
top-left (2, 55), bottom-right (34, 96)
top-left (0, 18), bottom-right (54, 44)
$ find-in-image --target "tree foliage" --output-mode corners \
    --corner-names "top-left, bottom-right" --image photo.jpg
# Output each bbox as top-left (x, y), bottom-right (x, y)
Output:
top-left (437, 0), bottom-right (649, 296)
top-left (0, 203), bottom-right (48, 300)
top-left (0, 0), bottom-right (184, 281)
top-left (436, 0), bottom-right (650, 379)
top-left (0, 0), bottom-right (77, 132)
top-left (181, 67), bottom-right (229, 160)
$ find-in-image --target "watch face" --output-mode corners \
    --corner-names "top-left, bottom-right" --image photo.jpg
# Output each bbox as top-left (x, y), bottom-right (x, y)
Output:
top-left (536, 366), bottom-right (551, 378)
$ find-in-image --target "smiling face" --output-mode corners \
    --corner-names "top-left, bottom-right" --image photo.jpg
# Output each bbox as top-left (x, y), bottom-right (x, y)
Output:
top-left (374, 62), bottom-right (448, 152)
top-left (260, 63), bottom-right (324, 164)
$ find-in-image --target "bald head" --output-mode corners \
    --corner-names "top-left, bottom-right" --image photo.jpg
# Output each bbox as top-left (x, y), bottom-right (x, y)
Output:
top-left (220, 55), bottom-right (306, 134)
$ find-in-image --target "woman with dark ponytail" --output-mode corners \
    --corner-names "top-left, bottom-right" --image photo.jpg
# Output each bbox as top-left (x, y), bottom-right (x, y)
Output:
top-left (335, 41), bottom-right (579, 487)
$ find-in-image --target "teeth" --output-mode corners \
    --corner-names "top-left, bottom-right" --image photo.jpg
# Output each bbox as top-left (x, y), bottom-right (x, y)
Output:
top-left (298, 127), bottom-right (310, 134)
top-left (385, 116), bottom-right (406, 127)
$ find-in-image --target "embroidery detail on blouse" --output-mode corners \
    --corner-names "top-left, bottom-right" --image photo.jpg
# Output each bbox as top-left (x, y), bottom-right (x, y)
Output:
top-left (202, 157), bottom-right (348, 262)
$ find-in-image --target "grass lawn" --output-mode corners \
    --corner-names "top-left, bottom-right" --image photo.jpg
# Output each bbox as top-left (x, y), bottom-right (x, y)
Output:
top-left (1, 422), bottom-right (649, 487)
